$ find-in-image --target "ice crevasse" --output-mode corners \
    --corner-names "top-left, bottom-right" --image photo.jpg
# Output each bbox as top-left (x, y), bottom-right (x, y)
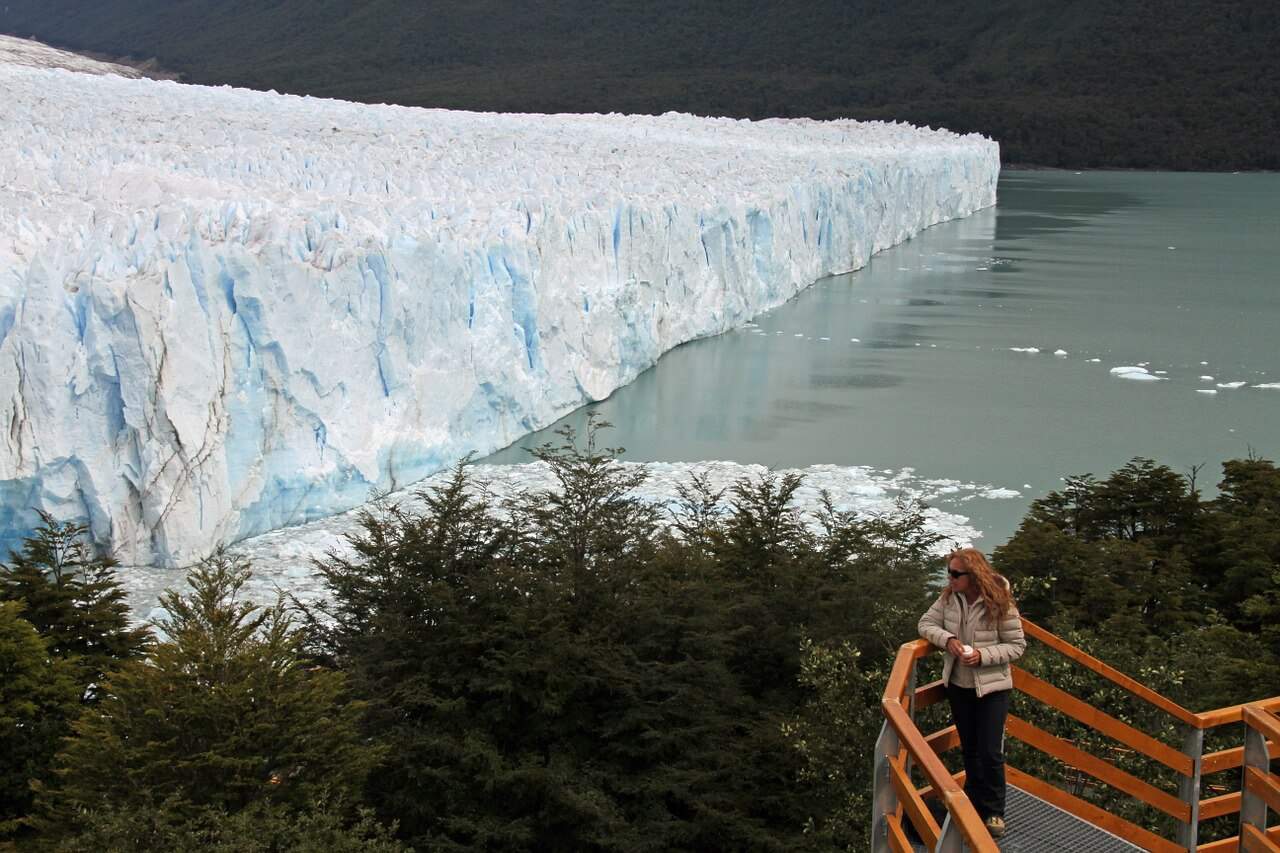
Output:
top-left (0, 57), bottom-right (999, 566)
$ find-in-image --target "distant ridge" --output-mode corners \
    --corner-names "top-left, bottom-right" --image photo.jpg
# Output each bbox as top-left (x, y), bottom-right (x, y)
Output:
top-left (2, 0), bottom-right (1277, 170)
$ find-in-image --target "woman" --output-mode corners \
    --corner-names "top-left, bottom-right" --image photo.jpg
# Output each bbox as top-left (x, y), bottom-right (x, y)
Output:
top-left (918, 547), bottom-right (1026, 839)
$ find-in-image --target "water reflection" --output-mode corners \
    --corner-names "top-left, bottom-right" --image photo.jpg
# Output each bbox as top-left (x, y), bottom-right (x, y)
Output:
top-left (480, 172), bottom-right (1279, 548)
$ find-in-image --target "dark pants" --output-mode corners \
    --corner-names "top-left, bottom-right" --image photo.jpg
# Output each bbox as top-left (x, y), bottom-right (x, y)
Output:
top-left (947, 684), bottom-right (1010, 820)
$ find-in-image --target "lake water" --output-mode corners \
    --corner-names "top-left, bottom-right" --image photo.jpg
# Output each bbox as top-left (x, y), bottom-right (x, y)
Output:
top-left (481, 171), bottom-right (1280, 550)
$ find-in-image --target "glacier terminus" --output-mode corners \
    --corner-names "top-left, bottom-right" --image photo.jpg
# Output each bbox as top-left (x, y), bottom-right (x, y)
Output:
top-left (0, 46), bottom-right (999, 566)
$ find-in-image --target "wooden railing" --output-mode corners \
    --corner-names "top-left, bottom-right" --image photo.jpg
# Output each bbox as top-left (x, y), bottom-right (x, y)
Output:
top-left (872, 618), bottom-right (1280, 852)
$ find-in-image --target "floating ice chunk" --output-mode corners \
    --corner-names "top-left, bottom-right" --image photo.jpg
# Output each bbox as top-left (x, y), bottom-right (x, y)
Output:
top-left (1255, 383), bottom-right (1280, 390)
top-left (1216, 381), bottom-right (1246, 389)
top-left (981, 488), bottom-right (1022, 499)
top-left (1201, 361), bottom-right (1210, 365)
top-left (112, 459), bottom-right (1012, 614)
top-left (1154, 370), bottom-right (1168, 375)
top-left (1010, 347), bottom-right (1040, 353)
top-left (1200, 375), bottom-right (1215, 381)
top-left (819, 336), bottom-right (830, 341)
top-left (1054, 349), bottom-right (1068, 356)
top-left (1087, 358), bottom-right (1101, 363)
top-left (1197, 389), bottom-right (1218, 395)
top-left (1110, 366), bottom-right (1164, 381)
top-left (849, 338), bottom-right (861, 343)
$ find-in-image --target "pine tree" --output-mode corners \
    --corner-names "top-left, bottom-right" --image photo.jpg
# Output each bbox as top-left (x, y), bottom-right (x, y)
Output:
top-left (0, 512), bottom-right (150, 697)
top-left (0, 601), bottom-right (81, 842)
top-left (36, 554), bottom-right (381, 844)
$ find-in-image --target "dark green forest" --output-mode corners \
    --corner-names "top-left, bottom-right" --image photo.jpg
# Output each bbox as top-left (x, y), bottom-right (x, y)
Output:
top-left (2, 0), bottom-right (1277, 170)
top-left (2, 421), bottom-right (1279, 851)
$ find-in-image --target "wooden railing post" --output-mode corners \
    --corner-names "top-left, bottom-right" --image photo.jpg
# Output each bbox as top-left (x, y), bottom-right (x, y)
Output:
top-left (904, 662), bottom-right (918, 779)
top-left (1177, 725), bottom-right (1203, 850)
top-left (1241, 712), bottom-right (1271, 833)
top-left (872, 720), bottom-right (900, 853)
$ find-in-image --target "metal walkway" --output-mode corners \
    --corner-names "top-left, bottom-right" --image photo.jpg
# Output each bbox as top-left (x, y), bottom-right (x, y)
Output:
top-left (909, 786), bottom-right (1143, 852)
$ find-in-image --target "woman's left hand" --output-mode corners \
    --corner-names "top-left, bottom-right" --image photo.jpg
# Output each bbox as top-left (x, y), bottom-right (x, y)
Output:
top-left (960, 649), bottom-right (982, 666)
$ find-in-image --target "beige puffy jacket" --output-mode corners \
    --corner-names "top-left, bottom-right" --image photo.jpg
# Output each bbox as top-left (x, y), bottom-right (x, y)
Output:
top-left (918, 577), bottom-right (1026, 698)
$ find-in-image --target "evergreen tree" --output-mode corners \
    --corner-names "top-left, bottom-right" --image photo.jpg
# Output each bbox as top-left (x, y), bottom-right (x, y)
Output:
top-left (1196, 457), bottom-right (1280, 626)
top-left (783, 637), bottom-right (885, 851)
top-left (50, 798), bottom-right (407, 853)
top-left (0, 513), bottom-right (150, 697)
top-left (0, 601), bottom-right (80, 842)
top-left (995, 458), bottom-right (1206, 638)
top-left (35, 554), bottom-right (380, 843)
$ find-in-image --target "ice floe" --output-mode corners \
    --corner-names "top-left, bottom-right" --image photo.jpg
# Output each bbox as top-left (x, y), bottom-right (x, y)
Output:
top-left (117, 460), bottom-right (1022, 619)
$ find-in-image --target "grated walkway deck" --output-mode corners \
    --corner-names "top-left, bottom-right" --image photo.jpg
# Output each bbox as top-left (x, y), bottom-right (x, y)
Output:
top-left (910, 786), bottom-right (1143, 852)
top-left (992, 786), bottom-right (1142, 852)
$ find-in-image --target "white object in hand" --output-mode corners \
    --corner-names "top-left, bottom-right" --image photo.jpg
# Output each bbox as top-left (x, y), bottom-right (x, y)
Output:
top-left (961, 644), bottom-right (974, 655)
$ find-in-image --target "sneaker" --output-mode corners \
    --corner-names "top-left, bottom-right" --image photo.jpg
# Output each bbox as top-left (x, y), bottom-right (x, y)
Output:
top-left (985, 816), bottom-right (1007, 838)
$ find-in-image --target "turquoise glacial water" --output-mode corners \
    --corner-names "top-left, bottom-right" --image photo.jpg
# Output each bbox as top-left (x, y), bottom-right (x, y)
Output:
top-left (481, 171), bottom-right (1280, 550)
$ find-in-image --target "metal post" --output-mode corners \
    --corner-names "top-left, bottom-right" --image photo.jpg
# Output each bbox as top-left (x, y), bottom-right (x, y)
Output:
top-left (1176, 725), bottom-right (1203, 850)
top-left (935, 812), bottom-right (965, 853)
top-left (872, 720), bottom-right (901, 853)
top-left (1241, 722), bottom-right (1269, 832)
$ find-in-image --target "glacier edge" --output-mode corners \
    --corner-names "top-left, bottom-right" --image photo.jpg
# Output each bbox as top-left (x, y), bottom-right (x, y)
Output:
top-left (0, 58), bottom-right (999, 566)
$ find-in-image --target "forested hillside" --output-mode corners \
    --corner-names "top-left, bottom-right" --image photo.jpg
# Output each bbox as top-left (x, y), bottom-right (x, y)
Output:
top-left (2, 0), bottom-right (1276, 169)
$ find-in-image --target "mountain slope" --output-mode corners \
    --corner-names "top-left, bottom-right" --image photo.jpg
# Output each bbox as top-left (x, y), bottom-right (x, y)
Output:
top-left (2, 0), bottom-right (1277, 168)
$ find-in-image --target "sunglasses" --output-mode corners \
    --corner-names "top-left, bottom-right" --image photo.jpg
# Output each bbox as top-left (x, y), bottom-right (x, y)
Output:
top-left (947, 569), bottom-right (970, 579)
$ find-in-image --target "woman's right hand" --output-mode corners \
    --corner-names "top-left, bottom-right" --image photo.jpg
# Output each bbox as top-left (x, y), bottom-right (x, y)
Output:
top-left (945, 637), bottom-right (965, 658)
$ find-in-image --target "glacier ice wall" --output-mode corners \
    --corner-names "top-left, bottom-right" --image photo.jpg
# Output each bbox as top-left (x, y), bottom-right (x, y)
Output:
top-left (0, 54), bottom-right (999, 566)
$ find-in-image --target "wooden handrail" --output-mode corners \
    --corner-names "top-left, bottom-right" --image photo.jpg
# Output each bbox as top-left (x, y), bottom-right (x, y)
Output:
top-left (924, 724), bottom-right (959, 756)
top-left (1200, 826), bottom-right (1280, 852)
top-left (885, 640), bottom-right (929, 700)
top-left (1242, 823), bottom-right (1280, 853)
top-left (1196, 696), bottom-right (1280, 730)
top-left (914, 678), bottom-right (947, 710)
top-left (881, 623), bottom-right (1280, 852)
top-left (880, 639), bottom-right (993, 851)
top-left (1203, 740), bottom-right (1280, 776)
top-left (1245, 704), bottom-right (1280, 743)
top-left (1006, 714), bottom-right (1190, 821)
top-left (1012, 667), bottom-right (1194, 775)
top-left (1246, 766), bottom-right (1280, 816)
top-left (1199, 790), bottom-right (1239, 820)
top-left (1021, 619), bottom-right (1201, 727)
top-left (880, 698), bottom-right (993, 849)
top-left (885, 816), bottom-right (912, 853)
top-left (888, 753), bottom-right (940, 849)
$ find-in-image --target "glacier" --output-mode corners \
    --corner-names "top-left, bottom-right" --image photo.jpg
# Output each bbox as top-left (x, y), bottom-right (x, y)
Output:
top-left (0, 41), bottom-right (999, 566)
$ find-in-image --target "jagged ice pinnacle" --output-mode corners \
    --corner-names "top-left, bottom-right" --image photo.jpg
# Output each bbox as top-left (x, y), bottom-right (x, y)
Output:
top-left (0, 48), bottom-right (999, 565)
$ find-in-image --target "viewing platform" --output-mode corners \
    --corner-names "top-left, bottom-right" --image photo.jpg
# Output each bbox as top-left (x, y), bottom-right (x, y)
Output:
top-left (873, 620), bottom-right (1280, 852)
